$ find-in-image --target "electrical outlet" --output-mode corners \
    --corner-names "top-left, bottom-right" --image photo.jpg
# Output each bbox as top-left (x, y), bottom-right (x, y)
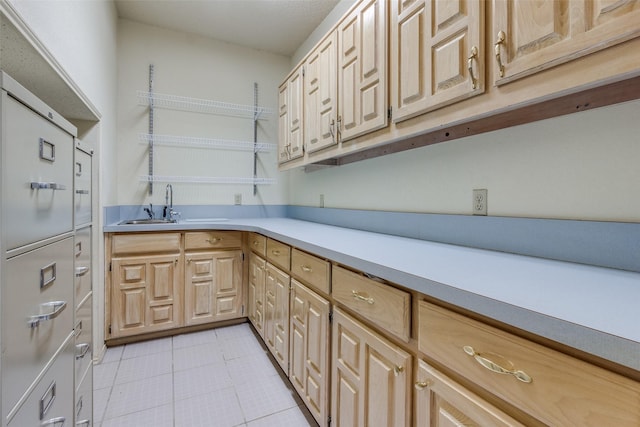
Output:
top-left (320, 194), bottom-right (325, 208)
top-left (472, 189), bottom-right (487, 215)
top-left (234, 194), bottom-right (242, 205)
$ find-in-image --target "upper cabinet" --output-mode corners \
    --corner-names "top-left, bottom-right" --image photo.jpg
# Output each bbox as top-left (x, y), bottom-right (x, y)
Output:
top-left (390, 0), bottom-right (485, 122)
top-left (278, 65), bottom-right (304, 162)
top-left (493, 0), bottom-right (640, 85)
top-left (338, 0), bottom-right (388, 141)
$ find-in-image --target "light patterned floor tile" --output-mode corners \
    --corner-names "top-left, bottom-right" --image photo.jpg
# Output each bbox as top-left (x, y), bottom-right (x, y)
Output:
top-left (104, 373), bottom-right (173, 420)
top-left (246, 406), bottom-right (316, 427)
top-left (121, 337), bottom-right (172, 359)
top-left (173, 341), bottom-right (225, 371)
top-left (114, 351), bottom-right (173, 384)
top-left (175, 387), bottom-right (245, 427)
top-left (101, 345), bottom-right (124, 363)
top-left (101, 403), bottom-right (173, 427)
top-left (221, 334), bottom-right (267, 361)
top-left (174, 360), bottom-right (233, 401)
top-left (173, 328), bottom-right (218, 349)
top-left (215, 323), bottom-right (254, 341)
top-left (235, 373), bottom-right (299, 421)
top-left (93, 361), bottom-right (119, 390)
top-left (226, 351), bottom-right (279, 386)
top-left (93, 386), bottom-right (111, 425)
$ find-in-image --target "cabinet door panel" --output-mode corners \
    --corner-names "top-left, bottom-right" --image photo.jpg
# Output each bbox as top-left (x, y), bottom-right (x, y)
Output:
top-left (248, 254), bottom-right (266, 336)
top-left (391, 0), bottom-right (484, 122)
top-left (493, 0), bottom-right (640, 85)
top-left (339, 0), bottom-right (388, 141)
top-left (265, 263), bottom-right (290, 371)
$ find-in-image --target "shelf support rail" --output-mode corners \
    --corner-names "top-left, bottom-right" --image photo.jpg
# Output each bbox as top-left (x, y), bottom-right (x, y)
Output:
top-left (253, 82), bottom-right (258, 195)
top-left (147, 64), bottom-right (155, 195)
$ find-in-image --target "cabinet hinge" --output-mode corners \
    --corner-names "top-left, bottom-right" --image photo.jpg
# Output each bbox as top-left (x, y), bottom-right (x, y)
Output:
top-left (387, 106), bottom-right (392, 120)
top-left (108, 324), bottom-right (112, 335)
top-left (242, 252), bottom-right (245, 261)
top-left (328, 415), bottom-right (332, 426)
top-left (329, 311), bottom-right (333, 324)
top-left (302, 66), bottom-right (305, 77)
top-left (241, 305), bottom-right (245, 315)
top-left (109, 262), bottom-right (112, 272)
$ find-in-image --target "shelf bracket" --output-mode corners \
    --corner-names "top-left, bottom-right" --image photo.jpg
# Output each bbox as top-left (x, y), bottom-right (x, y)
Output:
top-left (253, 82), bottom-right (258, 196)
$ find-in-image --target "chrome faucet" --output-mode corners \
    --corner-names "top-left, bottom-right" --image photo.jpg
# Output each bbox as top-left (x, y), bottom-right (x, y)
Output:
top-left (164, 184), bottom-right (178, 220)
top-left (144, 203), bottom-right (154, 219)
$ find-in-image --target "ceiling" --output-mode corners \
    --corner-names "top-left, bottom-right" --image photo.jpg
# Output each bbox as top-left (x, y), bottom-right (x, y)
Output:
top-left (114, 0), bottom-right (343, 57)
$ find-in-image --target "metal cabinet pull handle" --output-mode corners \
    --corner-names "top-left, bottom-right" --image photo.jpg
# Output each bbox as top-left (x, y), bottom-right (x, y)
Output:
top-left (495, 30), bottom-right (506, 78)
top-left (40, 262), bottom-right (57, 289)
top-left (300, 265), bottom-right (312, 273)
top-left (393, 365), bottom-right (404, 376)
top-left (41, 416), bottom-right (66, 426)
top-left (39, 138), bottom-right (56, 162)
top-left (351, 290), bottom-right (374, 305)
top-left (271, 249), bottom-right (281, 256)
top-left (75, 189), bottom-right (89, 195)
top-left (463, 346), bottom-right (532, 383)
top-left (76, 420), bottom-right (90, 427)
top-left (75, 343), bottom-right (91, 360)
top-left (414, 380), bottom-right (432, 390)
top-left (75, 266), bottom-right (89, 277)
top-left (30, 182), bottom-right (67, 190)
top-left (467, 46), bottom-right (479, 89)
top-left (329, 118), bottom-right (335, 142)
top-left (28, 301), bottom-right (67, 328)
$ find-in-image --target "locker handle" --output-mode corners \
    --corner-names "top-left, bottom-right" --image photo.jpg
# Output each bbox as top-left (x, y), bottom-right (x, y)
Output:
top-left (39, 138), bottom-right (56, 162)
top-left (75, 266), bottom-right (90, 277)
top-left (41, 416), bottom-right (65, 426)
top-left (30, 182), bottom-right (67, 190)
top-left (76, 420), bottom-right (90, 427)
top-left (40, 262), bottom-right (57, 289)
top-left (75, 189), bottom-right (89, 195)
top-left (75, 343), bottom-right (91, 360)
top-left (28, 301), bottom-right (67, 328)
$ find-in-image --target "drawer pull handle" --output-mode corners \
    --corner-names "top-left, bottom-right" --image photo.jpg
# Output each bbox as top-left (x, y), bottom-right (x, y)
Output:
top-left (271, 249), bottom-right (281, 256)
top-left (30, 182), bottom-right (67, 190)
top-left (495, 30), bottom-right (506, 78)
top-left (76, 343), bottom-right (91, 360)
top-left (40, 262), bottom-right (57, 289)
top-left (76, 420), bottom-right (90, 427)
top-left (39, 138), bottom-right (56, 162)
top-left (40, 380), bottom-right (57, 419)
top-left (300, 265), bottom-right (312, 273)
top-left (393, 365), bottom-right (404, 376)
top-left (463, 346), bottom-right (532, 383)
top-left (28, 301), bottom-right (67, 328)
top-left (352, 290), bottom-right (374, 305)
top-left (41, 416), bottom-right (66, 426)
top-left (206, 238), bottom-right (221, 244)
top-left (75, 189), bottom-right (90, 195)
top-left (253, 240), bottom-right (260, 246)
top-left (414, 380), bottom-right (432, 390)
top-left (75, 266), bottom-right (89, 277)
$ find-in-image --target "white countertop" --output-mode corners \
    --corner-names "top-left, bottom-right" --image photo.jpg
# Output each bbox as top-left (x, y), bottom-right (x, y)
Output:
top-left (105, 217), bottom-right (640, 371)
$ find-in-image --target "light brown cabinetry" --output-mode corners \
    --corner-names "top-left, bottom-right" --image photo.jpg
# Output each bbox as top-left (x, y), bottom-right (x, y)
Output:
top-left (418, 301), bottom-right (640, 426)
top-left (278, 65), bottom-right (304, 162)
top-left (331, 307), bottom-right (411, 427)
top-left (248, 252), bottom-right (266, 337)
top-left (390, 0), bottom-right (485, 122)
top-left (493, 0), bottom-right (640, 85)
top-left (414, 359), bottom-right (524, 426)
top-left (264, 263), bottom-right (291, 372)
top-left (289, 279), bottom-right (330, 426)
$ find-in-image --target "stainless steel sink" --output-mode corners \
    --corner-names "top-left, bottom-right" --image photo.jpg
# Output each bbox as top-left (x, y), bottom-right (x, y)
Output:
top-left (118, 218), bottom-right (178, 225)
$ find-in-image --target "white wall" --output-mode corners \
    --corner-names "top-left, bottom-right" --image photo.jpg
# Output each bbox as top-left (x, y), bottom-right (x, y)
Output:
top-left (289, 100), bottom-right (640, 222)
top-left (117, 19), bottom-right (291, 208)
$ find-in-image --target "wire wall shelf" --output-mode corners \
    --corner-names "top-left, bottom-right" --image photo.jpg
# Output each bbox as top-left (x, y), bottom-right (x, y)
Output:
top-left (139, 133), bottom-right (276, 152)
top-left (137, 90), bottom-right (274, 120)
top-left (140, 175), bottom-right (276, 185)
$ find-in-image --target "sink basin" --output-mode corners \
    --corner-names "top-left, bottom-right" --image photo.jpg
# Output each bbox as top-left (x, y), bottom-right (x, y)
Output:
top-left (119, 218), bottom-right (177, 225)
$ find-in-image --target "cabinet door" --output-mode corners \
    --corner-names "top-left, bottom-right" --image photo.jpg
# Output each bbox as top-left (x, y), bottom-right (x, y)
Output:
top-left (278, 82), bottom-right (290, 163)
top-left (493, 0), bottom-right (640, 85)
top-left (278, 66), bottom-right (304, 162)
top-left (391, 0), bottom-right (484, 123)
top-left (184, 250), bottom-right (243, 326)
top-left (265, 263), bottom-right (290, 372)
top-left (415, 359), bottom-right (524, 426)
top-left (289, 279), bottom-right (330, 426)
top-left (305, 30), bottom-right (339, 154)
top-left (111, 254), bottom-right (182, 338)
top-left (338, 0), bottom-right (388, 141)
top-left (248, 253), bottom-right (266, 337)
top-left (331, 308), bottom-right (411, 427)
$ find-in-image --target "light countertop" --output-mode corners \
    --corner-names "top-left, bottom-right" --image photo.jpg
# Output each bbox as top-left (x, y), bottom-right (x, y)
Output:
top-left (104, 217), bottom-right (640, 371)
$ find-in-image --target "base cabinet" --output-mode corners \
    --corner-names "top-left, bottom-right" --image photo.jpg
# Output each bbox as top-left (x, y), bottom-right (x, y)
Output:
top-left (264, 263), bottom-right (290, 372)
top-left (184, 250), bottom-right (243, 326)
top-left (415, 359), bottom-right (524, 427)
top-left (248, 253), bottom-right (266, 337)
top-left (331, 307), bottom-right (411, 427)
top-left (289, 279), bottom-right (330, 426)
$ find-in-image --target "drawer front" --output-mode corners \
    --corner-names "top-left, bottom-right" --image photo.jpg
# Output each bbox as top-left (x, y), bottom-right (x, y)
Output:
top-left (184, 231), bottom-right (242, 250)
top-left (74, 146), bottom-right (92, 227)
top-left (418, 301), bottom-right (640, 427)
top-left (249, 232), bottom-right (266, 256)
top-left (6, 336), bottom-right (74, 426)
top-left (4, 95), bottom-right (74, 250)
top-left (75, 226), bottom-right (92, 308)
top-left (75, 365), bottom-right (93, 427)
top-left (291, 248), bottom-right (330, 294)
top-left (74, 294), bottom-right (93, 388)
top-left (266, 238), bottom-right (291, 271)
top-left (111, 232), bottom-right (181, 256)
top-left (3, 237), bottom-right (74, 412)
top-left (332, 265), bottom-right (410, 342)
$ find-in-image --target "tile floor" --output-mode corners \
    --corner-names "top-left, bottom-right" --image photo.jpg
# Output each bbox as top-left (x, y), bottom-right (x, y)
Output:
top-left (94, 323), bottom-right (317, 427)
